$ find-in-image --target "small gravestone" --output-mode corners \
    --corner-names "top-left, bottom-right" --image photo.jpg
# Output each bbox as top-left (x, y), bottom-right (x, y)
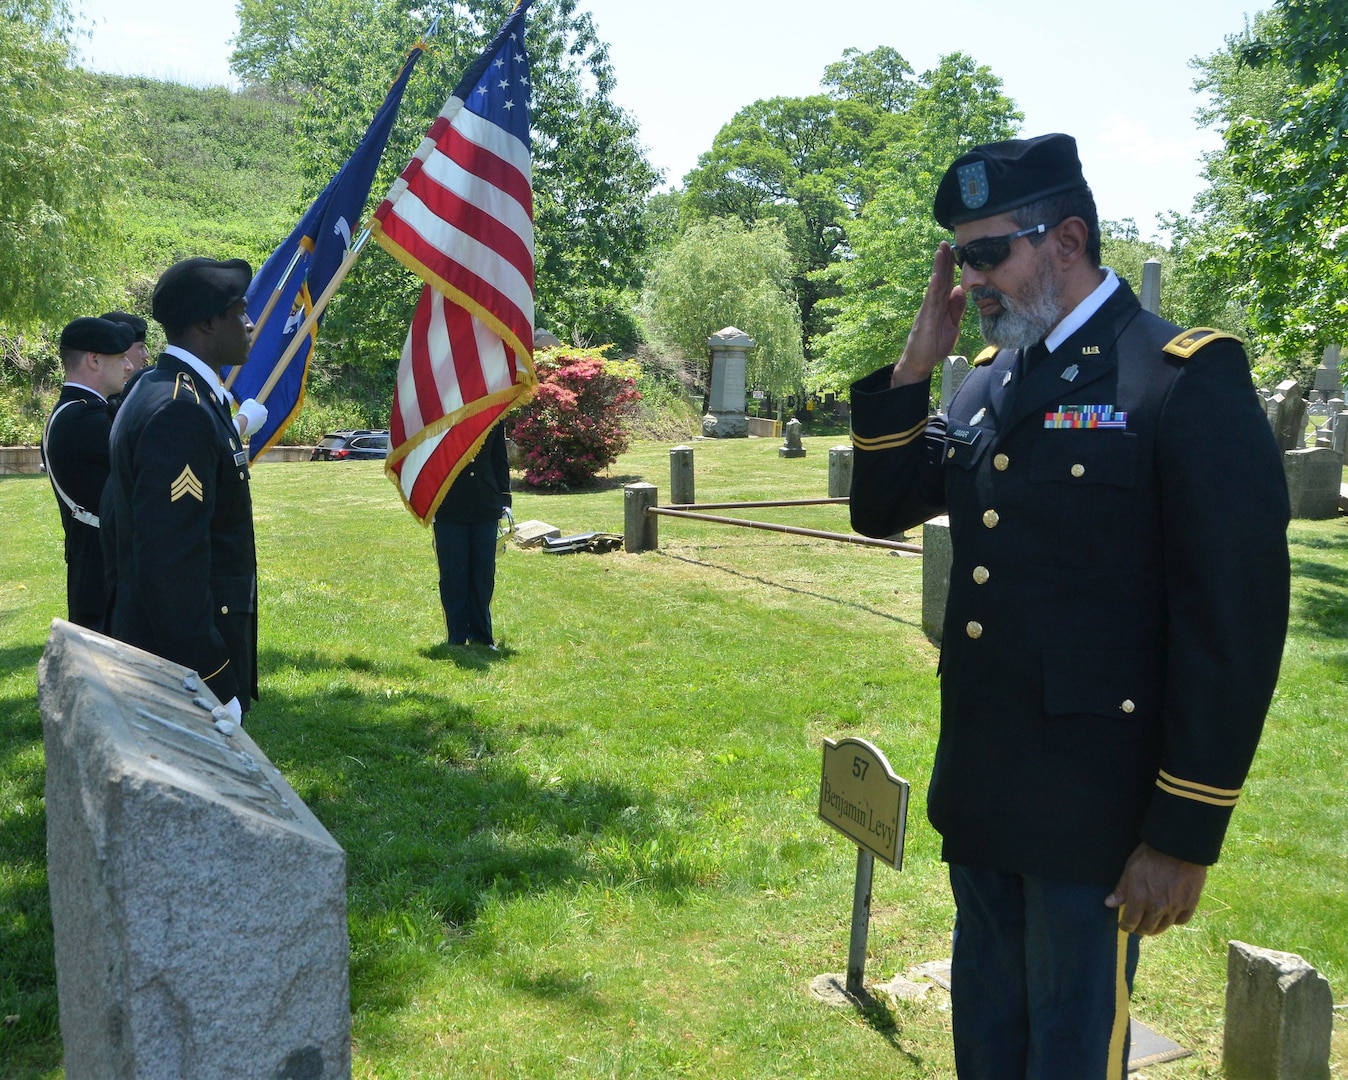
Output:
top-left (1284, 446), bottom-right (1344, 519)
top-left (1223, 940), bottom-right (1332, 1080)
top-left (828, 446), bottom-right (853, 497)
top-left (623, 482), bottom-right (658, 552)
top-left (669, 445), bottom-right (695, 505)
top-left (1271, 379), bottom-right (1307, 451)
top-left (512, 519), bottom-right (562, 547)
top-left (779, 418), bottom-right (806, 458)
top-left (39, 621), bottom-right (349, 1080)
top-left (921, 516), bottom-right (952, 643)
top-left (940, 356), bottom-right (971, 414)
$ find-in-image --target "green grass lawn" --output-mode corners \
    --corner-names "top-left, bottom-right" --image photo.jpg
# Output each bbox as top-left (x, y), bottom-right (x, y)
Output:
top-left (2, 434), bottom-right (1345, 1078)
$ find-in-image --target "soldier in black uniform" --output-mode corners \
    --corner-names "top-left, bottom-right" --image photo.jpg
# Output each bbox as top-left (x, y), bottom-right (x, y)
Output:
top-left (432, 423), bottom-right (511, 647)
top-left (101, 258), bottom-right (259, 723)
top-left (42, 317), bottom-right (136, 628)
top-left (849, 134), bottom-right (1289, 1078)
top-left (100, 310), bottom-right (151, 370)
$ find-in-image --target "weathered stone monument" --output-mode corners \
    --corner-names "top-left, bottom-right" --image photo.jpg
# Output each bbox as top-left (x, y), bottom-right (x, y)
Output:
top-left (40, 621), bottom-right (350, 1080)
top-left (1223, 940), bottom-right (1333, 1080)
top-left (779, 418), bottom-right (806, 458)
top-left (702, 326), bottom-right (753, 438)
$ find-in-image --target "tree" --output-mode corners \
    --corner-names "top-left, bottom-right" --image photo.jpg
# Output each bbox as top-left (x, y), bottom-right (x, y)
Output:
top-left (813, 53), bottom-right (1020, 389)
top-left (679, 49), bottom-right (1020, 367)
top-left (230, 0), bottom-right (660, 372)
top-left (641, 217), bottom-right (804, 401)
top-left (1197, 2), bottom-right (1348, 360)
top-left (681, 95), bottom-right (863, 351)
top-left (0, 0), bottom-right (124, 330)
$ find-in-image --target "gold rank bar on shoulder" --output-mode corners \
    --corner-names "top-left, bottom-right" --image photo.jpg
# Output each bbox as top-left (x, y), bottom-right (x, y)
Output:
top-left (972, 345), bottom-right (999, 366)
top-left (1162, 327), bottom-right (1242, 360)
top-left (173, 372), bottom-right (200, 403)
top-left (851, 415), bottom-right (928, 451)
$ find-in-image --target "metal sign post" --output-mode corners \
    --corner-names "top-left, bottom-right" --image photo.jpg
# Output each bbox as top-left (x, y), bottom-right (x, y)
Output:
top-left (813, 737), bottom-right (910, 1004)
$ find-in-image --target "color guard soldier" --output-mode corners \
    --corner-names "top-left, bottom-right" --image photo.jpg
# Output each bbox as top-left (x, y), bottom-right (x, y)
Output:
top-left (99, 310), bottom-right (151, 369)
top-left (42, 316), bottom-right (136, 629)
top-left (848, 134), bottom-right (1290, 1078)
top-left (101, 258), bottom-right (259, 723)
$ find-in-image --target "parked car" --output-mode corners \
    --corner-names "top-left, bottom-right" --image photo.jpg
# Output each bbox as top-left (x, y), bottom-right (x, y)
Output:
top-left (310, 430), bottom-right (391, 461)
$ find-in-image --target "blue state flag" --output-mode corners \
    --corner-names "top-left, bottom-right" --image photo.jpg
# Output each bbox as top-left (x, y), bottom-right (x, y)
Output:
top-left (224, 42), bottom-right (426, 462)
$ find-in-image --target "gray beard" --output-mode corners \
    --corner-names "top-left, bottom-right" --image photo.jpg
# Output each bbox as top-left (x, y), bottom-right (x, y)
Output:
top-left (971, 256), bottom-right (1065, 351)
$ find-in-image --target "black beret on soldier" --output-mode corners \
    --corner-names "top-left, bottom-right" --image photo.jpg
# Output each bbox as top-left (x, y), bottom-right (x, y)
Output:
top-left (59, 316), bottom-right (135, 355)
top-left (99, 310), bottom-right (148, 342)
top-left (151, 257), bottom-right (253, 328)
top-left (934, 132), bottom-right (1088, 228)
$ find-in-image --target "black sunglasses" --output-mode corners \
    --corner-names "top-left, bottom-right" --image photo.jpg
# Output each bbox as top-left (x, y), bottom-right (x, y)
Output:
top-left (951, 223), bottom-right (1050, 271)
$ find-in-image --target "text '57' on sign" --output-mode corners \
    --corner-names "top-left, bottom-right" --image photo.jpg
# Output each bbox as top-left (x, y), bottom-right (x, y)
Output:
top-left (819, 737), bottom-right (910, 870)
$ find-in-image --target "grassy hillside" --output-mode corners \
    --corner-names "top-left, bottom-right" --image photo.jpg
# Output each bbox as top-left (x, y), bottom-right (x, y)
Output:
top-left (93, 74), bottom-right (303, 300)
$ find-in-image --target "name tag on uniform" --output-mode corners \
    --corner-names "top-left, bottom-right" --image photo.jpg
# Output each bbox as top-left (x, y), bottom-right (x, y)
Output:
top-left (234, 450), bottom-right (248, 467)
top-left (946, 426), bottom-right (983, 446)
top-left (1044, 405), bottom-right (1127, 429)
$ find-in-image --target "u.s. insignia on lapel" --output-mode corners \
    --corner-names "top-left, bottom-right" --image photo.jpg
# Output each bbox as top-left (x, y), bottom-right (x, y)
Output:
top-left (1044, 405), bottom-right (1128, 429)
top-left (170, 464), bottom-right (204, 502)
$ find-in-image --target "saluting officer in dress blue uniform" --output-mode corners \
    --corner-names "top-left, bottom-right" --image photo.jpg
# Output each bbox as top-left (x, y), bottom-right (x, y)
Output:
top-left (42, 317), bottom-right (136, 629)
top-left (848, 134), bottom-right (1290, 1079)
top-left (101, 258), bottom-right (259, 723)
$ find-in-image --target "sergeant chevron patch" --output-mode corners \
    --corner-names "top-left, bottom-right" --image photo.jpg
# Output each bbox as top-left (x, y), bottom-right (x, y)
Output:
top-left (170, 465), bottom-right (203, 503)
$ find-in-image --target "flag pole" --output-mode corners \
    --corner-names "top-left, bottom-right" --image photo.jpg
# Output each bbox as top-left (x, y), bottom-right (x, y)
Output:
top-left (225, 245), bottom-right (307, 392)
top-left (252, 228), bottom-right (374, 405)
top-left (232, 13), bottom-right (444, 401)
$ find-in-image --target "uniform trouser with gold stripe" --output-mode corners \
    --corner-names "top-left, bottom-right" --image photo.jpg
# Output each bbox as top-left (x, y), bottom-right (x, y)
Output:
top-left (949, 865), bottom-right (1140, 1079)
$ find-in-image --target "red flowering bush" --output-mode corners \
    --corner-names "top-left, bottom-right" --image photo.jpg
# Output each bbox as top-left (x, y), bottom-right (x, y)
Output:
top-left (510, 346), bottom-right (641, 489)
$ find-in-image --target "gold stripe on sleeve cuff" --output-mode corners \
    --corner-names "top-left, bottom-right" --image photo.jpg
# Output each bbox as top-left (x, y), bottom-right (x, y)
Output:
top-left (1156, 771), bottom-right (1240, 808)
top-left (851, 416), bottom-right (929, 451)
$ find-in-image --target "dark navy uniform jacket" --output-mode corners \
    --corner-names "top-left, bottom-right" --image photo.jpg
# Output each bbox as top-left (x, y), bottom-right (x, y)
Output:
top-left (850, 280), bottom-right (1290, 885)
top-left (434, 424), bottom-right (512, 525)
top-left (101, 354), bottom-right (259, 711)
top-left (42, 385), bottom-right (114, 628)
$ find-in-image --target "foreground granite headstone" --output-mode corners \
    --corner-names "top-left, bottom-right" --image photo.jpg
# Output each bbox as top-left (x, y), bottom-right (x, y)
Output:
top-left (1284, 446), bottom-right (1345, 519)
top-left (1223, 940), bottom-right (1332, 1080)
top-left (40, 620), bottom-right (350, 1080)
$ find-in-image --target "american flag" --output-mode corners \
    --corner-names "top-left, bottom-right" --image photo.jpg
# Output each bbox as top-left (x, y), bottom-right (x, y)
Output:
top-left (373, 1), bottom-right (536, 522)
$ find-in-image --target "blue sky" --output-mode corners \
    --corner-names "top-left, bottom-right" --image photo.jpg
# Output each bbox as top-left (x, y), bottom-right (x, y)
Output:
top-left (73, 0), bottom-right (1262, 238)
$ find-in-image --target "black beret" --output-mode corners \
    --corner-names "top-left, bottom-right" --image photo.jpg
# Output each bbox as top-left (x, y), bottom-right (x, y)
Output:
top-left (59, 317), bottom-right (135, 356)
top-left (99, 310), bottom-right (148, 341)
top-left (151, 257), bottom-right (252, 327)
top-left (934, 133), bottom-right (1087, 228)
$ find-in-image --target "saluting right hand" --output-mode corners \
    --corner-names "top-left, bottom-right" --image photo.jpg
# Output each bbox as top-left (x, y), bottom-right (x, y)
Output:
top-left (891, 241), bottom-right (966, 388)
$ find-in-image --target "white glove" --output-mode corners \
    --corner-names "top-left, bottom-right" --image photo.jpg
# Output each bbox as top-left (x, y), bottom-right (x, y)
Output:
top-left (225, 696), bottom-right (243, 723)
top-left (235, 398), bottom-right (268, 437)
